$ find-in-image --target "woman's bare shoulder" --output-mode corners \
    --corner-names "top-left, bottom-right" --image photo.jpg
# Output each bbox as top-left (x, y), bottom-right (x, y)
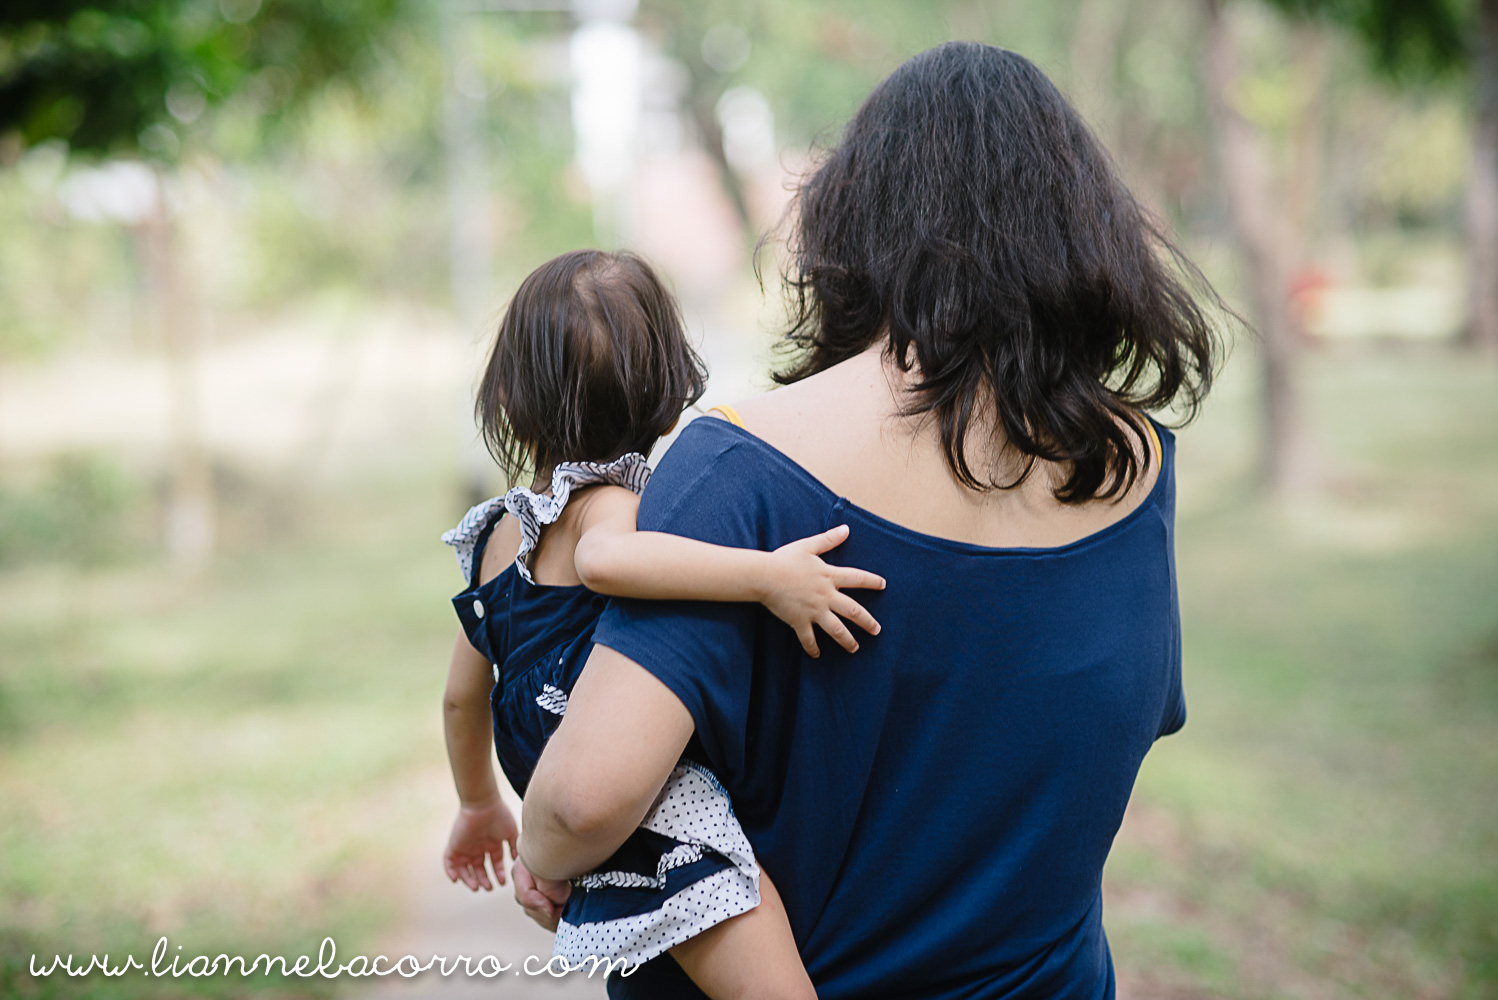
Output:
top-left (719, 352), bottom-right (889, 450)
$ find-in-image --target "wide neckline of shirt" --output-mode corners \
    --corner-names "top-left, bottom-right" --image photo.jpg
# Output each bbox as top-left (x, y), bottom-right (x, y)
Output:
top-left (693, 414), bottom-right (1170, 560)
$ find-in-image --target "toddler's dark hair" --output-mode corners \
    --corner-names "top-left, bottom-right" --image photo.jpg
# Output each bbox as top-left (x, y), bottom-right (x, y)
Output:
top-left (476, 250), bottom-right (707, 483)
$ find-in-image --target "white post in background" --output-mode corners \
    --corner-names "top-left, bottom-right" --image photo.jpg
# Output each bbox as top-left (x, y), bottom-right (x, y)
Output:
top-left (569, 0), bottom-right (641, 246)
top-left (440, 0), bottom-right (498, 503)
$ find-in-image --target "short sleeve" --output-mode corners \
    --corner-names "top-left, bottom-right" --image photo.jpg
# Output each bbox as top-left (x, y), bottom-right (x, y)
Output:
top-left (1158, 660), bottom-right (1186, 737)
top-left (1155, 425), bottom-right (1186, 738)
top-left (590, 423), bottom-right (779, 783)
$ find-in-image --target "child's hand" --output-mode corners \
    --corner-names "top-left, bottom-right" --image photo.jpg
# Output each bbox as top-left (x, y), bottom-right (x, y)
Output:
top-left (512, 855), bottom-right (571, 932)
top-left (443, 798), bottom-right (519, 892)
top-left (763, 524), bottom-right (885, 657)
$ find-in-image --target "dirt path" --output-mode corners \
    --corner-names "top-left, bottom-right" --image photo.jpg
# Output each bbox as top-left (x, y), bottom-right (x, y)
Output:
top-left (354, 776), bottom-right (606, 1000)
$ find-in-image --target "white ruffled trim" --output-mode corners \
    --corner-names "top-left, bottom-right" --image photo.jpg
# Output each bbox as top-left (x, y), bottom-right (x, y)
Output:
top-left (503, 453), bottom-right (651, 585)
top-left (440, 496), bottom-right (506, 585)
top-left (439, 453), bottom-right (651, 587)
top-left (552, 762), bottom-right (761, 967)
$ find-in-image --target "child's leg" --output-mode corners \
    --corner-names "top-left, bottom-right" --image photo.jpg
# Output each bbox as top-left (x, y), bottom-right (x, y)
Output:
top-left (668, 870), bottom-right (815, 1000)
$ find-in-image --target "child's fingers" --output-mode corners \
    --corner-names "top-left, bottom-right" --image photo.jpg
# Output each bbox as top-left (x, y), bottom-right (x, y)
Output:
top-left (799, 524), bottom-right (850, 555)
top-left (539, 879), bottom-right (573, 906)
top-left (523, 901), bottom-right (559, 932)
top-left (832, 594), bottom-right (881, 637)
top-left (796, 623), bottom-right (821, 658)
top-left (520, 892), bottom-right (554, 917)
top-left (833, 567), bottom-right (885, 591)
top-left (512, 864), bottom-right (562, 930)
top-left (489, 850), bottom-right (507, 886)
top-left (818, 611), bottom-right (859, 654)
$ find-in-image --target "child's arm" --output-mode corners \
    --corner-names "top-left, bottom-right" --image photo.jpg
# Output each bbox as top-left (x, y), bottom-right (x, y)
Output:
top-left (572, 486), bottom-right (885, 657)
top-left (441, 629), bottom-right (518, 891)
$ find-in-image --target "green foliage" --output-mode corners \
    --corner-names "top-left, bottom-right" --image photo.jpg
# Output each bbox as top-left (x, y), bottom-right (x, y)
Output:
top-left (638, 0), bottom-right (1078, 149)
top-left (0, 0), bottom-right (410, 162)
top-left (0, 453), bottom-right (141, 568)
top-left (1260, 0), bottom-right (1472, 80)
top-left (1337, 0), bottom-right (1471, 80)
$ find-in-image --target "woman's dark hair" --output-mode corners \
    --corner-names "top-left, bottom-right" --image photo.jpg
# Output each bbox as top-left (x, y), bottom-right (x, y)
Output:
top-left (772, 42), bottom-right (1225, 502)
top-left (476, 250), bottom-right (707, 483)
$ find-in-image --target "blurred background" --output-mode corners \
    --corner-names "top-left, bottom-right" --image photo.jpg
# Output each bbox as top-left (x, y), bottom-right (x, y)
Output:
top-left (1, 0), bottom-right (1495, 997)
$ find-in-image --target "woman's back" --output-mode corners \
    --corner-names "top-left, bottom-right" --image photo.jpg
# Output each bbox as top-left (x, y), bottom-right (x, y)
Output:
top-left (593, 401), bottom-right (1183, 998)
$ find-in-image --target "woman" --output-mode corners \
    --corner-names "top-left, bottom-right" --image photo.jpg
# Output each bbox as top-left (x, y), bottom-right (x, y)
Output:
top-left (518, 42), bottom-right (1223, 999)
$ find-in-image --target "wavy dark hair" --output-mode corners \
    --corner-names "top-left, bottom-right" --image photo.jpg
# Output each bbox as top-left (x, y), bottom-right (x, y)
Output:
top-left (476, 250), bottom-right (707, 483)
top-left (771, 42), bottom-right (1225, 502)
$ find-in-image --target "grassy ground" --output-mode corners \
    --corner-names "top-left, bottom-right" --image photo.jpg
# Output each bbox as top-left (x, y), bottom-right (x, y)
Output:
top-left (1, 345), bottom-right (1494, 998)
top-left (1108, 347), bottom-right (1498, 999)
top-left (0, 455), bottom-right (466, 999)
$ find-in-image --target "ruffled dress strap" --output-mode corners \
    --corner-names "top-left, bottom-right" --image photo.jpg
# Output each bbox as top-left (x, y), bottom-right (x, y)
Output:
top-left (440, 495), bottom-right (507, 587)
top-left (503, 452), bottom-right (652, 585)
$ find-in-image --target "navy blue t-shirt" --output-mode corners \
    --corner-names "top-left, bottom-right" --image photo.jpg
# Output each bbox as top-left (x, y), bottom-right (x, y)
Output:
top-left (592, 416), bottom-right (1184, 1000)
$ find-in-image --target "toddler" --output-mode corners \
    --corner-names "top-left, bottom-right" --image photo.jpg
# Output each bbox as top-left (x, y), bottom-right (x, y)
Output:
top-left (440, 249), bottom-right (882, 998)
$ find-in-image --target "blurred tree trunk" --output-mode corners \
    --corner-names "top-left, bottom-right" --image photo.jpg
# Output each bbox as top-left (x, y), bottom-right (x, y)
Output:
top-left (1468, 0), bottom-right (1498, 354)
top-left (440, 2), bottom-right (498, 506)
top-left (1200, 0), bottom-right (1313, 494)
top-left (137, 172), bottom-right (215, 570)
top-left (1069, 0), bottom-right (1130, 150)
top-left (1286, 22), bottom-right (1329, 303)
top-left (681, 62), bottom-right (755, 239)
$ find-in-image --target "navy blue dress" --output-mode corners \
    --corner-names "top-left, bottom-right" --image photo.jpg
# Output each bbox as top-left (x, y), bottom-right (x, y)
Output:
top-left (591, 417), bottom-right (1186, 999)
top-left (443, 455), bottom-right (761, 968)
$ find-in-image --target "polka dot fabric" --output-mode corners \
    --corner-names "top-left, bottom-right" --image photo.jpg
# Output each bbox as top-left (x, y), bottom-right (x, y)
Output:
top-left (553, 763), bottom-right (761, 967)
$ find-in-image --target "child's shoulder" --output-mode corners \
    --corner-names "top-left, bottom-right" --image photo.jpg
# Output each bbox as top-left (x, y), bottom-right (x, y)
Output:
top-left (567, 481), bottom-right (641, 515)
top-left (478, 513), bottom-right (523, 586)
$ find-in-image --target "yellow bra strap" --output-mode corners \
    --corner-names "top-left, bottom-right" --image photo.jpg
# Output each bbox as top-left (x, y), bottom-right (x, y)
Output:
top-left (707, 404), bottom-right (746, 429)
top-left (1138, 411), bottom-right (1162, 465)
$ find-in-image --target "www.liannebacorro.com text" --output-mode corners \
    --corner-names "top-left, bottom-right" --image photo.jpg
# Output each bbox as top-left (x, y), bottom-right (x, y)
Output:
top-left (30, 937), bottom-right (637, 980)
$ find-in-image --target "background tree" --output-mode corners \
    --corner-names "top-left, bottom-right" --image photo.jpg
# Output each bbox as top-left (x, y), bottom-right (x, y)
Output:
top-left (1202, 0), bottom-right (1489, 493)
top-left (1200, 0), bottom-right (1321, 494)
top-left (0, 0), bottom-right (408, 568)
top-left (1311, 0), bottom-right (1491, 352)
